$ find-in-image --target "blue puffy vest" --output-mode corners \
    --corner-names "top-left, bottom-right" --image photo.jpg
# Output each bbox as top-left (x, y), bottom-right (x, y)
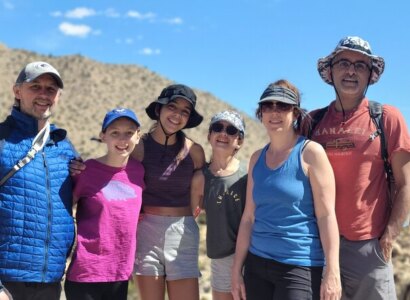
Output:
top-left (0, 108), bottom-right (76, 282)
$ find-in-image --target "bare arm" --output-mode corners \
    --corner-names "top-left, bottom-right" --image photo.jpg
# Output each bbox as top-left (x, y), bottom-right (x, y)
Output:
top-left (0, 291), bottom-right (10, 300)
top-left (131, 138), bottom-right (144, 161)
top-left (380, 150), bottom-right (410, 261)
top-left (190, 142), bottom-right (206, 170)
top-left (0, 281), bottom-right (11, 300)
top-left (303, 141), bottom-right (341, 300)
top-left (231, 150), bottom-right (259, 300)
top-left (191, 169), bottom-right (205, 218)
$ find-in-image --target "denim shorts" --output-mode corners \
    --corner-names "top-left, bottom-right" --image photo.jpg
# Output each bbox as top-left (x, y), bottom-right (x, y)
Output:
top-left (211, 254), bottom-right (234, 293)
top-left (134, 214), bottom-right (200, 281)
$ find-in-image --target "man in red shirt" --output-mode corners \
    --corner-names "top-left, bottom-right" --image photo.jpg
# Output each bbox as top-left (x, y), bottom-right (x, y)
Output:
top-left (309, 36), bottom-right (410, 300)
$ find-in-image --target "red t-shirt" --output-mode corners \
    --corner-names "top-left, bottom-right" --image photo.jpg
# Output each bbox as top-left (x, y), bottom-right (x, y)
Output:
top-left (310, 98), bottom-right (410, 240)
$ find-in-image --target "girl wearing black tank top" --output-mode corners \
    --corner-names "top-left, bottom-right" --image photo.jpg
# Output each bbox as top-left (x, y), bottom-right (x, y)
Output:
top-left (69, 84), bottom-right (205, 300)
top-left (132, 84), bottom-right (205, 300)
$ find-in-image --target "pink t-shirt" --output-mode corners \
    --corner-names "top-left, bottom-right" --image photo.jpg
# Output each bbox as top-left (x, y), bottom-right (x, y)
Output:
top-left (66, 158), bottom-right (145, 282)
top-left (310, 98), bottom-right (410, 240)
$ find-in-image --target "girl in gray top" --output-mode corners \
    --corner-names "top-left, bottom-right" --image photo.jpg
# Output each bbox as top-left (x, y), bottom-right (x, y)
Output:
top-left (191, 110), bottom-right (247, 300)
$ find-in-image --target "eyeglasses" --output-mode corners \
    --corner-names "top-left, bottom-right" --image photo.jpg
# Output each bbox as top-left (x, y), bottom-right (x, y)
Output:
top-left (210, 123), bottom-right (239, 136)
top-left (331, 59), bottom-right (371, 73)
top-left (260, 101), bottom-right (294, 113)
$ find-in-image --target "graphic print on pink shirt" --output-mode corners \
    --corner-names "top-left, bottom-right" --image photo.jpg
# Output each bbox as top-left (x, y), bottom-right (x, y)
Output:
top-left (67, 159), bottom-right (144, 282)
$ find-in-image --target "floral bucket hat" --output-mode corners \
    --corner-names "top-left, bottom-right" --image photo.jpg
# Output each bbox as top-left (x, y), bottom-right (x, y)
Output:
top-left (209, 110), bottom-right (246, 136)
top-left (317, 36), bottom-right (385, 85)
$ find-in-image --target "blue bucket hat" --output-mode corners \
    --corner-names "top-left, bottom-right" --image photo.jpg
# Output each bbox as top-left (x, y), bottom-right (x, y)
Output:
top-left (318, 36), bottom-right (385, 85)
top-left (102, 108), bottom-right (140, 131)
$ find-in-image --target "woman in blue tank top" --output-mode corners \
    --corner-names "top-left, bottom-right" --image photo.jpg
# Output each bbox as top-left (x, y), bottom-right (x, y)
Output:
top-left (231, 80), bottom-right (341, 300)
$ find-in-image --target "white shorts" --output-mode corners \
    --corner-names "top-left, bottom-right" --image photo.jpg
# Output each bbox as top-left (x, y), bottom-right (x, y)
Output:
top-left (210, 254), bottom-right (234, 293)
top-left (134, 214), bottom-right (200, 281)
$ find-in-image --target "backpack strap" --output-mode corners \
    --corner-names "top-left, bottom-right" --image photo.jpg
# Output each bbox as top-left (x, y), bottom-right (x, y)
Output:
top-left (307, 106), bottom-right (328, 139)
top-left (368, 100), bottom-right (394, 207)
top-left (368, 101), bottom-right (392, 176)
top-left (307, 101), bottom-right (394, 207)
top-left (159, 137), bottom-right (193, 181)
top-left (0, 121), bottom-right (50, 187)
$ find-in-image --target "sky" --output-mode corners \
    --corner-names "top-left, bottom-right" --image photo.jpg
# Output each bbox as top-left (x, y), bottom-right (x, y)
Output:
top-left (1, 0), bottom-right (410, 123)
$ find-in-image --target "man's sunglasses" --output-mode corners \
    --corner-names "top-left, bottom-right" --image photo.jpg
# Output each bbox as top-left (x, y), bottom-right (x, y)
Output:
top-left (260, 101), bottom-right (294, 112)
top-left (210, 123), bottom-right (239, 136)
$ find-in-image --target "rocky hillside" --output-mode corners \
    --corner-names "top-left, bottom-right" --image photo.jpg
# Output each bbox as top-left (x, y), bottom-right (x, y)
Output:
top-left (0, 43), bottom-right (267, 162)
top-left (0, 43), bottom-right (409, 300)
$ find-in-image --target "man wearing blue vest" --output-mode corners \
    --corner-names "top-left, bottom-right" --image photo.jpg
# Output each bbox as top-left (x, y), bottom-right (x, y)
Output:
top-left (0, 61), bottom-right (77, 300)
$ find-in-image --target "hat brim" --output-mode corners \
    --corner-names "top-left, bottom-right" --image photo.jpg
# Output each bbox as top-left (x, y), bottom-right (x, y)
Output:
top-left (317, 48), bottom-right (385, 85)
top-left (145, 98), bottom-right (203, 129)
top-left (102, 116), bottom-right (140, 131)
top-left (258, 96), bottom-right (297, 105)
top-left (48, 73), bottom-right (64, 89)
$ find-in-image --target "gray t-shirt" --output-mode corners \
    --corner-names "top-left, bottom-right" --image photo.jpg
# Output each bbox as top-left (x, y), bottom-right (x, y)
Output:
top-left (203, 163), bottom-right (247, 259)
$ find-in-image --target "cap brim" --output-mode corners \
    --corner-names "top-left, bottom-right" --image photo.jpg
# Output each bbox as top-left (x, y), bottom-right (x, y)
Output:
top-left (102, 115), bottom-right (140, 131)
top-left (258, 96), bottom-right (297, 105)
top-left (49, 74), bottom-right (64, 89)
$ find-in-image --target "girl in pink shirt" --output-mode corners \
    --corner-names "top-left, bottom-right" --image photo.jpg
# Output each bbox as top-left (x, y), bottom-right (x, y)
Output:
top-left (65, 108), bottom-right (145, 300)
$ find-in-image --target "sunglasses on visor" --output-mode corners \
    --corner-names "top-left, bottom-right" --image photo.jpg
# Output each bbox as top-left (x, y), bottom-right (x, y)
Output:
top-left (210, 123), bottom-right (239, 136)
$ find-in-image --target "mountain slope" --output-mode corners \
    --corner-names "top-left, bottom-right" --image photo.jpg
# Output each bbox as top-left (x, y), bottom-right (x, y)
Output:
top-left (0, 42), bottom-right (266, 160)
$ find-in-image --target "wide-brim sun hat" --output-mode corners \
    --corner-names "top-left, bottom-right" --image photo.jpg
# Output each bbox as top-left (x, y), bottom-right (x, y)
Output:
top-left (258, 85), bottom-right (300, 106)
top-left (145, 84), bottom-right (203, 129)
top-left (209, 110), bottom-right (246, 135)
top-left (318, 36), bottom-right (385, 85)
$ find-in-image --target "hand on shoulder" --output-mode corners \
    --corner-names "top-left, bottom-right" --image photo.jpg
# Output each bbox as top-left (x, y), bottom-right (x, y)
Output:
top-left (0, 290), bottom-right (11, 300)
top-left (132, 138), bottom-right (144, 161)
top-left (190, 141), bottom-right (205, 170)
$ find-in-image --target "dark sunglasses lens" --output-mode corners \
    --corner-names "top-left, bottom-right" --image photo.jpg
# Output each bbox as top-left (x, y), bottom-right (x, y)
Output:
top-left (226, 125), bottom-right (239, 135)
top-left (211, 123), bottom-right (239, 136)
top-left (261, 102), bottom-right (273, 110)
top-left (211, 123), bottom-right (224, 133)
top-left (277, 102), bottom-right (293, 111)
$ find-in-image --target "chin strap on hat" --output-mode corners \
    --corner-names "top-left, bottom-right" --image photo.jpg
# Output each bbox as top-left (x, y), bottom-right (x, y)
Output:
top-left (158, 119), bottom-right (179, 161)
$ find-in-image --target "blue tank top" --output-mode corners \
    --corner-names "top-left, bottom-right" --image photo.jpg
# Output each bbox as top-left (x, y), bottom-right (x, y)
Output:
top-left (249, 136), bottom-right (324, 267)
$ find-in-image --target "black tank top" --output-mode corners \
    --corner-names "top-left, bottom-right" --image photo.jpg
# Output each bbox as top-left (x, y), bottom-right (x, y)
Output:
top-left (142, 134), bottom-right (194, 207)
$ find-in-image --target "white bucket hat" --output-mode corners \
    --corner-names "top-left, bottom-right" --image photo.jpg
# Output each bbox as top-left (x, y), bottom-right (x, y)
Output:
top-left (317, 36), bottom-right (385, 85)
